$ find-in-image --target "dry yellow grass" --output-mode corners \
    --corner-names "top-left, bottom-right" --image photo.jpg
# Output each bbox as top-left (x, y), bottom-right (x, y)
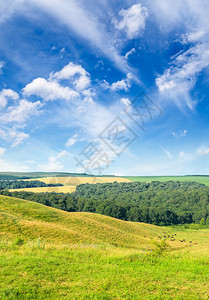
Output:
top-left (1, 195), bottom-right (208, 253)
top-left (0, 195), bottom-right (165, 247)
top-left (9, 186), bottom-right (76, 193)
top-left (28, 176), bottom-right (132, 186)
top-left (13, 176), bottom-right (131, 193)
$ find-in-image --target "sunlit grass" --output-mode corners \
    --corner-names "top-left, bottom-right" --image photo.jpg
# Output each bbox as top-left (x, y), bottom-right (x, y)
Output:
top-left (1, 195), bottom-right (209, 299)
top-left (125, 175), bottom-right (209, 186)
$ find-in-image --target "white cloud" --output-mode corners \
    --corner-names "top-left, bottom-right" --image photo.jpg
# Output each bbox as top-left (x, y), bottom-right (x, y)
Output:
top-left (37, 150), bottom-right (67, 171)
top-left (28, 0), bottom-right (132, 74)
top-left (0, 128), bottom-right (29, 147)
top-left (156, 42), bottom-right (209, 109)
top-left (103, 73), bottom-right (133, 92)
top-left (0, 61), bottom-right (4, 73)
top-left (171, 129), bottom-right (187, 138)
top-left (146, 0), bottom-right (209, 33)
top-left (0, 0), bottom-right (25, 23)
top-left (23, 77), bottom-right (78, 101)
top-left (179, 151), bottom-right (194, 162)
top-left (151, 1), bottom-right (209, 109)
top-left (114, 3), bottom-right (149, 39)
top-left (0, 89), bottom-right (19, 108)
top-left (0, 147), bottom-right (5, 156)
top-left (0, 99), bottom-right (42, 123)
top-left (124, 48), bottom-right (136, 59)
top-left (66, 133), bottom-right (79, 147)
top-left (181, 31), bottom-right (205, 44)
top-left (120, 97), bottom-right (131, 107)
top-left (50, 62), bottom-right (91, 91)
top-left (197, 146), bottom-right (209, 156)
top-left (161, 147), bottom-right (174, 159)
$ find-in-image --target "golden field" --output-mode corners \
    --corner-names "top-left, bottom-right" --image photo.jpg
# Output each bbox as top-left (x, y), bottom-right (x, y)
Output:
top-left (10, 176), bottom-right (131, 193)
top-left (9, 186), bottom-right (76, 193)
top-left (29, 176), bottom-right (132, 185)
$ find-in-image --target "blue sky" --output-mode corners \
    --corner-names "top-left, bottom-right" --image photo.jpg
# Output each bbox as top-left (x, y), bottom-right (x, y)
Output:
top-left (0, 0), bottom-right (209, 175)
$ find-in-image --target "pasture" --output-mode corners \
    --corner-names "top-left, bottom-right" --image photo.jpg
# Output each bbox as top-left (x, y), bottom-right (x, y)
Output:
top-left (0, 195), bottom-right (209, 299)
top-left (125, 175), bottom-right (209, 186)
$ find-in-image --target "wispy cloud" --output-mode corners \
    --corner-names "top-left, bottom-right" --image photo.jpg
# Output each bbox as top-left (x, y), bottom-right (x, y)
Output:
top-left (0, 147), bottom-right (5, 156)
top-left (171, 129), bottom-right (187, 138)
top-left (124, 48), bottom-right (136, 59)
top-left (161, 147), bottom-right (174, 159)
top-left (0, 61), bottom-right (4, 74)
top-left (28, 0), bottom-right (134, 74)
top-left (0, 128), bottom-right (29, 147)
top-left (66, 133), bottom-right (79, 147)
top-left (37, 150), bottom-right (67, 171)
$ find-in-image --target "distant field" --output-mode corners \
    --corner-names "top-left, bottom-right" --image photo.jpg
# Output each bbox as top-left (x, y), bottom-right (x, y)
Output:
top-left (10, 176), bottom-right (131, 193)
top-left (9, 186), bottom-right (76, 193)
top-left (125, 176), bottom-right (209, 186)
top-left (0, 195), bottom-right (209, 299)
top-left (28, 176), bottom-right (131, 186)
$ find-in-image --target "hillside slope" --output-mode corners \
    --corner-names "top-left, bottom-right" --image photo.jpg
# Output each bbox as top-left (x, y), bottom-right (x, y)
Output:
top-left (0, 195), bottom-right (163, 248)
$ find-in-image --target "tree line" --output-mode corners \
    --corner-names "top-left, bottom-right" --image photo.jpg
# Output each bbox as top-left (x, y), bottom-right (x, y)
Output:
top-left (0, 180), bottom-right (63, 190)
top-left (1, 181), bottom-right (209, 225)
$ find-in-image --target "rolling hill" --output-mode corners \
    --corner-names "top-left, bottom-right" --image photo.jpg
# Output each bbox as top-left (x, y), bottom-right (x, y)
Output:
top-left (1, 195), bottom-right (209, 299)
top-left (0, 194), bottom-right (165, 248)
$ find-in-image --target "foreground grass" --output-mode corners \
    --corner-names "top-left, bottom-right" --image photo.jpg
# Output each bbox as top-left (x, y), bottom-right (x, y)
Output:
top-left (0, 240), bottom-right (209, 300)
top-left (1, 195), bottom-right (209, 299)
top-left (125, 175), bottom-right (209, 186)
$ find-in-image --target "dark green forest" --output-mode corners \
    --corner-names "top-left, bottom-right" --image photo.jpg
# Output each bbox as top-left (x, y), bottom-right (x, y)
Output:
top-left (1, 181), bottom-right (209, 225)
top-left (0, 180), bottom-right (63, 190)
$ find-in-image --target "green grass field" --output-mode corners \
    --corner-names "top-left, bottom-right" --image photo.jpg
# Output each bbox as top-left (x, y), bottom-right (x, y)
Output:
top-left (124, 175), bottom-right (209, 186)
top-left (0, 195), bottom-right (209, 299)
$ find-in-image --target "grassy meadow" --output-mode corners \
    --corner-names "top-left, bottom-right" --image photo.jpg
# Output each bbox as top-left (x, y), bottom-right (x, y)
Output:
top-left (0, 195), bottom-right (209, 299)
top-left (125, 175), bottom-right (209, 186)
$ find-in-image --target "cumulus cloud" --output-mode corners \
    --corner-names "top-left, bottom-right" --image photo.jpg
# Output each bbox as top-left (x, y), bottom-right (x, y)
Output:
top-left (120, 97), bottom-right (131, 107)
top-left (0, 99), bottom-right (42, 123)
top-left (0, 89), bottom-right (19, 108)
top-left (50, 62), bottom-right (91, 91)
top-left (103, 73), bottom-right (133, 92)
top-left (114, 3), bottom-right (149, 39)
top-left (23, 77), bottom-right (79, 101)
